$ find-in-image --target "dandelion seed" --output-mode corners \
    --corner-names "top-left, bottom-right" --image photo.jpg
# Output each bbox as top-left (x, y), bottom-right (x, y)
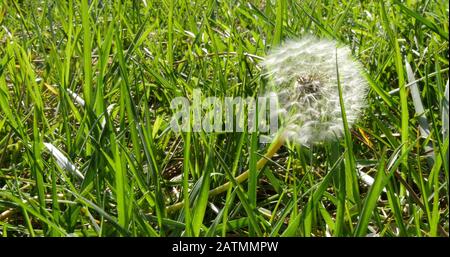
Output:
top-left (262, 36), bottom-right (369, 145)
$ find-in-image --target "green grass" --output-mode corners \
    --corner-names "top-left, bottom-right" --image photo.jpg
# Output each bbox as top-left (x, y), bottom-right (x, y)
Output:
top-left (0, 0), bottom-right (448, 237)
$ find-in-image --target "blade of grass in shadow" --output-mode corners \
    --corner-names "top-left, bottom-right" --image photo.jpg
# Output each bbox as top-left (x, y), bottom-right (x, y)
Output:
top-left (442, 80), bottom-right (449, 174)
top-left (282, 153), bottom-right (344, 236)
top-left (379, 0), bottom-right (409, 198)
top-left (213, 146), bottom-right (263, 236)
top-left (405, 59), bottom-right (434, 166)
top-left (429, 137), bottom-right (448, 235)
top-left (182, 131), bottom-right (193, 236)
top-left (221, 132), bottom-right (246, 237)
top-left (191, 166), bottom-right (211, 236)
top-left (332, 141), bottom-right (346, 236)
top-left (63, 188), bottom-right (131, 236)
top-left (336, 50), bottom-right (361, 213)
top-left (354, 152), bottom-right (387, 236)
top-left (248, 131), bottom-right (258, 236)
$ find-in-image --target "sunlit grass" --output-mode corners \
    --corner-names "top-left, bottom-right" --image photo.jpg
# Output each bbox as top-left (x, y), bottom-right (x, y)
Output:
top-left (0, 0), bottom-right (448, 237)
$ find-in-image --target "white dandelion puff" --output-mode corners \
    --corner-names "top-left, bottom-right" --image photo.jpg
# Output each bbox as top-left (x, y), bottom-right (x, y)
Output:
top-left (262, 36), bottom-right (369, 145)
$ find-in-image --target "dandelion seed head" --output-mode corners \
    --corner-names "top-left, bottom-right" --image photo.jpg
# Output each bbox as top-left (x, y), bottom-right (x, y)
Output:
top-left (262, 36), bottom-right (369, 145)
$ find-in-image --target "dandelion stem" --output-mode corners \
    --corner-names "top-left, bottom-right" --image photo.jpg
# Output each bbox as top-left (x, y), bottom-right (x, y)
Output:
top-left (166, 134), bottom-right (286, 213)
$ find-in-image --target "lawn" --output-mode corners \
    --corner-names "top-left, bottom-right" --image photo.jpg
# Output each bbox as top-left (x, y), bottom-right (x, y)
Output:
top-left (0, 0), bottom-right (448, 237)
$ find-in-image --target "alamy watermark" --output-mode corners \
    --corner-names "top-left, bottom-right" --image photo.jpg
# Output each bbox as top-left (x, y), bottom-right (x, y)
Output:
top-left (170, 89), bottom-right (280, 143)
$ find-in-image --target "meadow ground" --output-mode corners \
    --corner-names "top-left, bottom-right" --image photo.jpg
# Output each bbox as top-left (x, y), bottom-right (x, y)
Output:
top-left (0, 0), bottom-right (448, 237)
